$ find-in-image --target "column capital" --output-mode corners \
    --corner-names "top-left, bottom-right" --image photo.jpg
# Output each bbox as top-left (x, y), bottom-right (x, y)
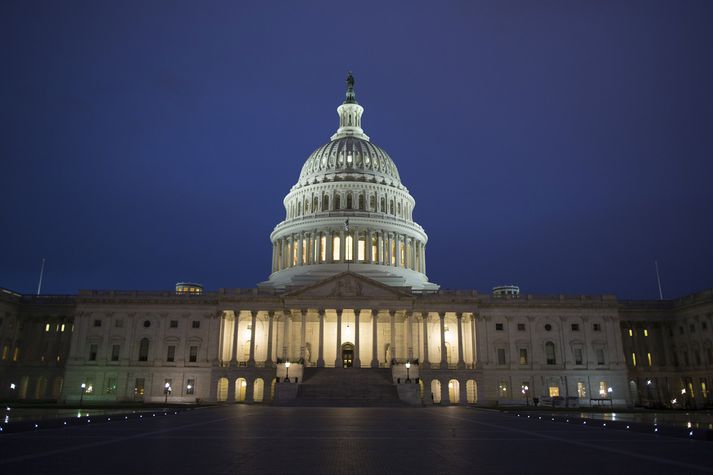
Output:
top-left (335, 308), bottom-right (343, 317)
top-left (388, 309), bottom-right (396, 317)
top-left (250, 310), bottom-right (259, 318)
top-left (354, 308), bottom-right (362, 316)
top-left (318, 309), bottom-right (326, 317)
top-left (268, 310), bottom-right (275, 318)
top-left (371, 309), bottom-right (379, 317)
top-left (299, 309), bottom-right (308, 317)
top-left (456, 312), bottom-right (463, 319)
top-left (438, 311), bottom-right (446, 319)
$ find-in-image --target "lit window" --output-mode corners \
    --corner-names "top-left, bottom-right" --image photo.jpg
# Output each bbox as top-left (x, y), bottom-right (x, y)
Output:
top-left (84, 378), bottom-right (94, 394)
top-left (60, 323), bottom-right (65, 332)
top-left (631, 353), bottom-right (637, 367)
top-left (599, 381), bottom-right (608, 397)
top-left (357, 237), bottom-right (365, 261)
top-left (105, 377), bottom-right (117, 394)
top-left (134, 378), bottom-right (145, 397)
top-left (332, 236), bottom-right (341, 261)
top-left (1, 346), bottom-right (8, 360)
top-left (45, 323), bottom-right (50, 332)
top-left (577, 382), bottom-right (587, 398)
top-left (498, 381), bottom-right (508, 397)
top-left (12, 347), bottom-right (20, 362)
top-left (647, 352), bottom-right (652, 366)
top-left (628, 328), bottom-right (633, 337)
top-left (320, 235), bottom-right (326, 262)
top-left (549, 386), bottom-right (560, 397)
top-left (186, 379), bottom-right (195, 395)
top-left (643, 329), bottom-right (649, 337)
top-left (519, 348), bottom-right (528, 365)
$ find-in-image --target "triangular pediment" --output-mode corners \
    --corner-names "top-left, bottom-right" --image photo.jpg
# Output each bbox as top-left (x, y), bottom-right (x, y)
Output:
top-left (284, 272), bottom-right (412, 299)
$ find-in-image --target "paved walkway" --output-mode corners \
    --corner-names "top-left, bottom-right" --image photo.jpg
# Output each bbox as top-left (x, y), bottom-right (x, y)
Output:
top-left (1, 406), bottom-right (713, 474)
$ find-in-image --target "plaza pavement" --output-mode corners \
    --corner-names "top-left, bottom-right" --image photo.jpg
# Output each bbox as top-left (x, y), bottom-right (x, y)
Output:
top-left (1, 405), bottom-right (713, 474)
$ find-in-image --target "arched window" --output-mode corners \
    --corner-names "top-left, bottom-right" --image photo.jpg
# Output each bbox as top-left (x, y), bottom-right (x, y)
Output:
top-left (380, 197), bottom-right (385, 212)
top-left (304, 199), bottom-right (309, 213)
top-left (138, 338), bottom-right (149, 362)
top-left (448, 379), bottom-right (460, 405)
top-left (397, 202), bottom-right (402, 217)
top-left (389, 200), bottom-right (394, 215)
top-left (431, 380), bottom-right (442, 404)
top-left (313, 197), bottom-right (318, 212)
top-left (358, 194), bottom-right (365, 210)
top-left (545, 342), bottom-right (556, 365)
top-left (466, 380), bottom-right (477, 403)
top-left (335, 194), bottom-right (341, 210)
top-left (346, 193), bottom-right (353, 210)
top-left (298, 202), bottom-right (302, 216)
top-left (322, 195), bottom-right (329, 211)
top-left (369, 195), bottom-right (376, 211)
top-left (235, 378), bottom-right (247, 401)
top-left (253, 378), bottom-right (265, 402)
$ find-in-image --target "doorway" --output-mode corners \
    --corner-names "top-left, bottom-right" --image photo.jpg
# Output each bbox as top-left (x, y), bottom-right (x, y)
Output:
top-left (342, 343), bottom-right (354, 368)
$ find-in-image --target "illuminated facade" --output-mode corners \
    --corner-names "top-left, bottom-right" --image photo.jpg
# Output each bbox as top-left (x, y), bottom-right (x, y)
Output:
top-left (0, 76), bottom-right (711, 408)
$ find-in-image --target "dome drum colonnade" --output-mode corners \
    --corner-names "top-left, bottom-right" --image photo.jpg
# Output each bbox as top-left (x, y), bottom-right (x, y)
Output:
top-left (264, 73), bottom-right (438, 291)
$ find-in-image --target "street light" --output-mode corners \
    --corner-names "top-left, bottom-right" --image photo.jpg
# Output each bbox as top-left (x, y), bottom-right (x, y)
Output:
top-left (405, 361), bottom-right (411, 383)
top-left (80, 383), bottom-right (86, 406)
top-left (522, 385), bottom-right (530, 406)
top-left (164, 382), bottom-right (172, 404)
top-left (285, 361), bottom-right (291, 382)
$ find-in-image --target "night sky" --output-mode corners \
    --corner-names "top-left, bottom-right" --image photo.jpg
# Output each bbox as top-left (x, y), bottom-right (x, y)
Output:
top-left (2, 1), bottom-right (712, 299)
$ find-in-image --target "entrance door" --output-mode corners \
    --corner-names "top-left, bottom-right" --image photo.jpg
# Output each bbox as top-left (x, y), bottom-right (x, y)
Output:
top-left (342, 343), bottom-right (354, 368)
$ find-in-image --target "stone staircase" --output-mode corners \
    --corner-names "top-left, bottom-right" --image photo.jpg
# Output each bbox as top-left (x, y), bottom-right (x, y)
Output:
top-left (281, 367), bottom-right (406, 407)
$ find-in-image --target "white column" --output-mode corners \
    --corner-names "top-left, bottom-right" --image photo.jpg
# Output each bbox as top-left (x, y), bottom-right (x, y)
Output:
top-left (317, 309), bottom-right (325, 367)
top-left (297, 232), bottom-right (304, 266)
top-left (282, 310), bottom-right (290, 360)
top-left (456, 312), bottom-right (465, 369)
top-left (422, 312), bottom-right (429, 365)
top-left (407, 311), bottom-right (414, 361)
top-left (340, 229), bottom-right (346, 263)
top-left (230, 311), bottom-right (239, 366)
top-left (300, 309), bottom-right (307, 360)
top-left (335, 309), bottom-right (343, 367)
top-left (248, 310), bottom-right (257, 367)
top-left (439, 312), bottom-right (447, 369)
top-left (266, 311), bottom-right (274, 365)
top-left (366, 230), bottom-right (373, 263)
top-left (354, 309), bottom-right (361, 368)
top-left (326, 231), bottom-right (333, 263)
top-left (470, 314), bottom-right (477, 368)
top-left (371, 309), bottom-right (379, 368)
top-left (390, 310), bottom-right (396, 365)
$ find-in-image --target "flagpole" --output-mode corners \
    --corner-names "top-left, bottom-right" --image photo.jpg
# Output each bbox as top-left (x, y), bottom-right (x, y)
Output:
top-left (37, 258), bottom-right (46, 296)
top-left (655, 260), bottom-right (663, 300)
top-left (345, 219), bottom-right (350, 273)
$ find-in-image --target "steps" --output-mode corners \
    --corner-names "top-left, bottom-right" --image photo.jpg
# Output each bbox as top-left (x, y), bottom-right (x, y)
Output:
top-left (280, 367), bottom-right (406, 407)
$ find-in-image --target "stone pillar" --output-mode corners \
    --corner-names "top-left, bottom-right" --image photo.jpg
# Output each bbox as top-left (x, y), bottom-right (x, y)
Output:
top-left (422, 312), bottom-right (430, 365)
top-left (248, 310), bottom-right (258, 366)
top-left (386, 233), bottom-right (392, 266)
top-left (297, 232), bottom-right (304, 266)
top-left (421, 244), bottom-right (426, 275)
top-left (282, 310), bottom-right (290, 360)
top-left (315, 231), bottom-right (322, 263)
top-left (371, 309), bottom-right (379, 368)
top-left (300, 309), bottom-right (307, 360)
top-left (439, 312), bottom-right (447, 369)
top-left (354, 309), bottom-right (361, 368)
top-left (266, 311), bottom-right (274, 365)
top-left (366, 230), bottom-right (373, 263)
top-left (456, 312), bottom-right (465, 369)
top-left (230, 311), bottom-right (239, 367)
top-left (339, 229), bottom-right (345, 263)
top-left (470, 314), bottom-right (477, 368)
top-left (317, 309), bottom-right (325, 367)
top-left (407, 311), bottom-right (414, 361)
top-left (326, 231), bottom-right (333, 263)
top-left (390, 310), bottom-right (396, 364)
top-left (377, 232), bottom-right (384, 264)
top-left (335, 309), bottom-right (343, 367)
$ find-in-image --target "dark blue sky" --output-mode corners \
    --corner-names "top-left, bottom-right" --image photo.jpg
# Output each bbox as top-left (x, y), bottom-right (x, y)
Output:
top-left (2, 1), bottom-right (712, 299)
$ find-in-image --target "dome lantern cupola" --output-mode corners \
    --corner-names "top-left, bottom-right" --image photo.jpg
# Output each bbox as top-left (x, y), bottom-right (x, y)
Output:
top-left (331, 72), bottom-right (369, 141)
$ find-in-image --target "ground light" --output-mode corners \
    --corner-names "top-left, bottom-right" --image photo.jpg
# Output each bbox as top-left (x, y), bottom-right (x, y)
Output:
top-left (79, 383), bottom-right (86, 406)
top-left (405, 361), bottom-right (411, 382)
top-left (164, 382), bottom-right (172, 404)
top-left (285, 361), bottom-right (291, 382)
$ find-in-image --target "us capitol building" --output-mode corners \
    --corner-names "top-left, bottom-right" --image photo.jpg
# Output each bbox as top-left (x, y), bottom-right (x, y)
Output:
top-left (1, 75), bottom-right (712, 409)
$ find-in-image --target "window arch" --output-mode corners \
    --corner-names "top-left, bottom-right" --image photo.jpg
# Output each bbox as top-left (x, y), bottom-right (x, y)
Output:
top-left (389, 200), bottom-right (394, 215)
top-left (466, 380), bottom-right (477, 404)
top-left (369, 195), bottom-right (376, 211)
top-left (545, 342), bottom-right (556, 365)
top-left (313, 197), bottom-right (318, 212)
top-left (380, 197), bottom-right (385, 212)
top-left (335, 194), bottom-right (341, 210)
top-left (397, 202), bottom-right (402, 217)
top-left (431, 380), bottom-right (442, 404)
top-left (322, 195), bottom-right (329, 211)
top-left (138, 338), bottom-right (149, 362)
top-left (358, 194), bottom-right (365, 210)
top-left (253, 378), bottom-right (265, 402)
top-left (346, 193), bottom-right (353, 210)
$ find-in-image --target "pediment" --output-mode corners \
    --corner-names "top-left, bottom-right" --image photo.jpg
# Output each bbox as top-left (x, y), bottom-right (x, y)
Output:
top-left (284, 272), bottom-right (411, 299)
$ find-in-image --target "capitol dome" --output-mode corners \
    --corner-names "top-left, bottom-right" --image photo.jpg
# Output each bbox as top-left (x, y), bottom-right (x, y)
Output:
top-left (261, 73), bottom-right (439, 291)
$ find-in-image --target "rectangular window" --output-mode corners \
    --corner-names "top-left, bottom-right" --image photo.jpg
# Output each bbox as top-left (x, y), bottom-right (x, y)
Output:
top-left (593, 323), bottom-right (601, 332)
top-left (599, 381), bottom-right (608, 397)
top-left (167, 345), bottom-right (176, 362)
top-left (192, 321), bottom-right (200, 329)
top-left (498, 381), bottom-right (508, 398)
top-left (574, 348), bottom-right (583, 365)
top-left (345, 235), bottom-right (353, 260)
top-left (89, 344), bottom-right (98, 361)
top-left (399, 242), bottom-right (405, 267)
top-left (371, 237), bottom-right (378, 263)
top-left (320, 235), bottom-right (326, 262)
top-left (519, 348), bottom-right (528, 365)
top-left (115, 319), bottom-right (123, 328)
top-left (577, 381), bottom-right (587, 398)
top-left (497, 348), bottom-right (506, 365)
top-left (631, 352), bottom-right (637, 367)
top-left (45, 323), bottom-right (50, 332)
top-left (628, 328), bottom-right (633, 337)
top-left (12, 347), bottom-right (19, 361)
top-left (332, 236), bottom-right (340, 261)
top-left (643, 329), bottom-right (649, 337)
top-left (186, 379), bottom-right (195, 395)
top-left (111, 344), bottom-right (120, 361)
top-left (596, 348), bottom-right (605, 365)
top-left (647, 352), bottom-right (652, 367)
top-left (391, 240), bottom-right (396, 265)
top-left (571, 323), bottom-right (580, 331)
top-left (357, 237), bottom-right (365, 261)
top-left (302, 238), bottom-right (308, 264)
top-left (84, 378), bottom-right (94, 394)
top-left (1, 346), bottom-right (8, 360)
top-left (134, 378), bottom-right (145, 397)
top-left (701, 380), bottom-right (709, 400)
top-left (548, 386), bottom-right (560, 397)
top-left (93, 319), bottom-right (102, 327)
top-left (189, 345), bottom-right (198, 362)
top-left (495, 323), bottom-right (504, 331)
top-left (517, 323), bottom-right (525, 331)
top-left (170, 320), bottom-right (178, 328)
top-left (105, 377), bottom-right (117, 394)
top-left (60, 323), bottom-right (66, 332)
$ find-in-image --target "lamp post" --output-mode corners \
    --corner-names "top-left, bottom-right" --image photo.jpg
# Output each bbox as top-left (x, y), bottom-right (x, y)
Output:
top-left (164, 382), bottom-right (172, 404)
top-left (285, 361), bottom-right (291, 382)
top-left (405, 361), bottom-right (411, 383)
top-left (79, 383), bottom-right (86, 406)
top-left (522, 385), bottom-right (530, 406)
